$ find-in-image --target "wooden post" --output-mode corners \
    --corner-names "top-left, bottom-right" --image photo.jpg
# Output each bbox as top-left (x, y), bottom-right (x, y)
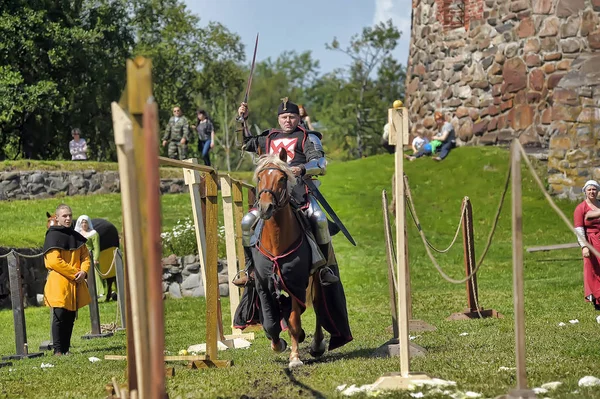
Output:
top-left (447, 198), bottom-right (502, 321)
top-left (372, 108), bottom-right (432, 390)
top-left (232, 180), bottom-right (246, 291)
top-left (502, 141), bottom-right (536, 399)
top-left (115, 249), bottom-right (127, 330)
top-left (205, 171), bottom-right (224, 357)
top-left (183, 159), bottom-right (209, 291)
top-left (112, 55), bottom-right (155, 398)
top-left (221, 176), bottom-right (242, 335)
top-left (82, 253), bottom-right (113, 340)
top-left (2, 252), bottom-right (42, 360)
top-left (143, 100), bottom-right (167, 399)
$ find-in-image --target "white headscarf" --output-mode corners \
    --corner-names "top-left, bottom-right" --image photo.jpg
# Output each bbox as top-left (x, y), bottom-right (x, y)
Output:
top-left (75, 215), bottom-right (97, 237)
top-left (582, 180), bottom-right (600, 193)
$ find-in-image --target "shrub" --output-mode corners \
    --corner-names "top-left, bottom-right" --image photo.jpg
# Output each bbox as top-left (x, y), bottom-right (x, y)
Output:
top-left (161, 218), bottom-right (226, 258)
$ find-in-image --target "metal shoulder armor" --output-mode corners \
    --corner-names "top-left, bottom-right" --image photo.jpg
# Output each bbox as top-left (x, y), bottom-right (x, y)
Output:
top-left (308, 133), bottom-right (324, 153)
top-left (304, 157), bottom-right (327, 176)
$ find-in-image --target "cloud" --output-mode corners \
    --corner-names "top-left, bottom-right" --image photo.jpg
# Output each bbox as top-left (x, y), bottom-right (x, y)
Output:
top-left (373, 0), bottom-right (412, 64)
top-left (373, 0), bottom-right (411, 35)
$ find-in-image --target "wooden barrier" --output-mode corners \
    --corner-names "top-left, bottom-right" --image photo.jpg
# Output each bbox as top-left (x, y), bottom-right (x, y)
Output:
top-left (2, 252), bottom-right (43, 360)
top-left (82, 253), bottom-right (114, 340)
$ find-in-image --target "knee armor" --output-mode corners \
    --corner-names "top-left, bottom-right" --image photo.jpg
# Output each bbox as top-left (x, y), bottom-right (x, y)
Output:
top-left (306, 195), bottom-right (330, 245)
top-left (241, 209), bottom-right (260, 247)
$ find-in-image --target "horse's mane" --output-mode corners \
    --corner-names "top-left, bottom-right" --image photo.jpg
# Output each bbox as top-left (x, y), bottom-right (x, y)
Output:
top-left (253, 154), bottom-right (297, 193)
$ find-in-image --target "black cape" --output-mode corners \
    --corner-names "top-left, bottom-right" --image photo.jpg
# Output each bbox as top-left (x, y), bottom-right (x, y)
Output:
top-left (42, 226), bottom-right (87, 254)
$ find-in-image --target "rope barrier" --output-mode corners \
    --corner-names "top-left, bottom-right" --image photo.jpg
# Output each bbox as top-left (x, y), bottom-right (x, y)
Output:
top-left (404, 156), bottom-right (511, 284)
top-left (516, 142), bottom-right (600, 260)
top-left (0, 249), bottom-right (44, 260)
top-left (404, 179), bottom-right (466, 253)
top-left (94, 248), bottom-right (118, 279)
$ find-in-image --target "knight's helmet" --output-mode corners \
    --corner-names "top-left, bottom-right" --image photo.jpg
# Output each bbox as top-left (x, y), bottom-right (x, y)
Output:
top-left (392, 99), bottom-right (403, 109)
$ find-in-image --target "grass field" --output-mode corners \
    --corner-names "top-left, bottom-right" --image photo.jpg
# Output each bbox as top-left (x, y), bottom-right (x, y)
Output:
top-left (2, 147), bottom-right (600, 398)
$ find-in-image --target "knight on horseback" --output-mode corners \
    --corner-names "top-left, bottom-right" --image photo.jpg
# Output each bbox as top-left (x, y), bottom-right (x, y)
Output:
top-left (236, 98), bottom-right (339, 286)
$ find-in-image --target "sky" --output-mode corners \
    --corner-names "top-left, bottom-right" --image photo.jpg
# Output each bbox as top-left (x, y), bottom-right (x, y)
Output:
top-left (184, 0), bottom-right (412, 75)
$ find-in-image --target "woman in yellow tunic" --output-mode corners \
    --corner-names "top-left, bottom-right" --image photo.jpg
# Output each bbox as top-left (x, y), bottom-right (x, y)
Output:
top-left (43, 204), bottom-right (91, 355)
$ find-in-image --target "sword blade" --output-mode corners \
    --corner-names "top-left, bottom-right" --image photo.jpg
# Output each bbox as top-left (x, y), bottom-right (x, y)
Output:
top-left (305, 179), bottom-right (357, 246)
top-left (243, 33), bottom-right (259, 103)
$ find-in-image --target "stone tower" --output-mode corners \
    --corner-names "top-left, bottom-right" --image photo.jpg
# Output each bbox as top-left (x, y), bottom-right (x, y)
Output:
top-left (407, 0), bottom-right (600, 198)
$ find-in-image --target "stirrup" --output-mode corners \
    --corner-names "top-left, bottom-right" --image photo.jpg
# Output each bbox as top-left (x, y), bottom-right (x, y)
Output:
top-left (232, 269), bottom-right (253, 287)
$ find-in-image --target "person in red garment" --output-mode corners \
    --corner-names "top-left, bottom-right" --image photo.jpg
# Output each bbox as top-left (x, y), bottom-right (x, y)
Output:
top-left (574, 180), bottom-right (600, 310)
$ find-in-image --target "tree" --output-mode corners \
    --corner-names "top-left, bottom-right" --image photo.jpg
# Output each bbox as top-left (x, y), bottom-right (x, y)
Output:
top-left (326, 20), bottom-right (402, 158)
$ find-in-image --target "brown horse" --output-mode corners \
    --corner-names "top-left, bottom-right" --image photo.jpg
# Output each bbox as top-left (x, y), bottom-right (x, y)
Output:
top-left (252, 149), bottom-right (322, 368)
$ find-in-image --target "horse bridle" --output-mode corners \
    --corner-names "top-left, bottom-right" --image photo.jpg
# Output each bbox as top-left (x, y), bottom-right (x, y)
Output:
top-left (256, 166), bottom-right (290, 210)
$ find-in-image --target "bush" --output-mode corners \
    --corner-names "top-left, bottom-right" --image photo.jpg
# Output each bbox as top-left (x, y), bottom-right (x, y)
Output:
top-left (161, 218), bottom-right (226, 258)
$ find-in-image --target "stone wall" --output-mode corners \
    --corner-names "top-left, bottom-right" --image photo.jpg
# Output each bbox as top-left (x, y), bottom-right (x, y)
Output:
top-left (0, 170), bottom-right (188, 200)
top-left (0, 250), bottom-right (231, 310)
top-left (408, 0), bottom-right (600, 197)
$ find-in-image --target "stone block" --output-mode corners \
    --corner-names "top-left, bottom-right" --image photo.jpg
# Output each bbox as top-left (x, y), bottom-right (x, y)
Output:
top-left (532, 0), bottom-right (553, 14)
top-left (473, 120), bottom-right (489, 136)
top-left (539, 16), bottom-right (560, 37)
top-left (488, 117), bottom-right (499, 131)
top-left (527, 92), bottom-right (542, 103)
top-left (525, 54), bottom-right (542, 67)
top-left (553, 88), bottom-right (579, 105)
top-left (565, 149), bottom-right (589, 163)
top-left (523, 38), bottom-right (541, 53)
top-left (582, 10), bottom-right (599, 36)
top-left (547, 73), bottom-right (566, 89)
top-left (517, 17), bottom-right (536, 38)
top-left (589, 30), bottom-right (600, 50)
top-left (541, 37), bottom-right (558, 52)
top-left (552, 105), bottom-right (581, 121)
top-left (458, 119), bottom-right (474, 142)
top-left (560, 38), bottom-right (581, 53)
top-left (490, 76), bottom-right (504, 84)
top-left (501, 99), bottom-right (514, 112)
top-left (556, 59), bottom-right (572, 70)
top-left (479, 132), bottom-right (498, 145)
top-left (502, 58), bottom-right (527, 93)
top-left (542, 63), bottom-right (556, 74)
top-left (529, 68), bottom-right (545, 91)
top-left (508, 104), bottom-right (534, 130)
top-left (489, 105), bottom-right (500, 116)
top-left (560, 16), bottom-right (581, 38)
top-left (556, 0), bottom-right (586, 17)
top-left (578, 108), bottom-right (600, 123)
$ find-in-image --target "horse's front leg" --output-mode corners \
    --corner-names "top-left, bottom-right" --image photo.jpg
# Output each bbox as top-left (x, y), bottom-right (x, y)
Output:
top-left (287, 299), bottom-right (304, 368)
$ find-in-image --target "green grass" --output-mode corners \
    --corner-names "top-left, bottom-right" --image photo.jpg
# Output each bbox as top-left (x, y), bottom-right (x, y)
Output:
top-left (2, 147), bottom-right (600, 398)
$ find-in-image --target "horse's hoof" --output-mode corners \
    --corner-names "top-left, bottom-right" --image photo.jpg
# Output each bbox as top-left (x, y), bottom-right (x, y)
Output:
top-left (271, 338), bottom-right (287, 353)
top-left (289, 357), bottom-right (304, 368)
top-left (309, 339), bottom-right (326, 358)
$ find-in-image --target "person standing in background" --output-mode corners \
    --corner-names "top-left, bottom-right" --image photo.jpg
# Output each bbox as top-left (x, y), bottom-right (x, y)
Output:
top-left (69, 128), bottom-right (88, 161)
top-left (298, 105), bottom-right (315, 130)
top-left (193, 109), bottom-right (215, 166)
top-left (161, 106), bottom-right (190, 160)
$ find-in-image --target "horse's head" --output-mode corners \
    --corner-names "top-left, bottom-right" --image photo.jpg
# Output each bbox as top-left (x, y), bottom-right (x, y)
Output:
top-left (46, 211), bottom-right (59, 229)
top-left (254, 148), bottom-right (296, 220)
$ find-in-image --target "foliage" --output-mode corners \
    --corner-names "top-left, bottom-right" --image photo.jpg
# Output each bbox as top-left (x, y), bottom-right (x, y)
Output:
top-left (161, 217), bottom-right (226, 259)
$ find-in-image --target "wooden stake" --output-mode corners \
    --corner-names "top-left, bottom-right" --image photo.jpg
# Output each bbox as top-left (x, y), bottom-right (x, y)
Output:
top-left (205, 171), bottom-right (224, 357)
top-left (221, 175), bottom-right (242, 335)
top-left (501, 141), bottom-right (537, 399)
top-left (143, 100), bottom-right (167, 399)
